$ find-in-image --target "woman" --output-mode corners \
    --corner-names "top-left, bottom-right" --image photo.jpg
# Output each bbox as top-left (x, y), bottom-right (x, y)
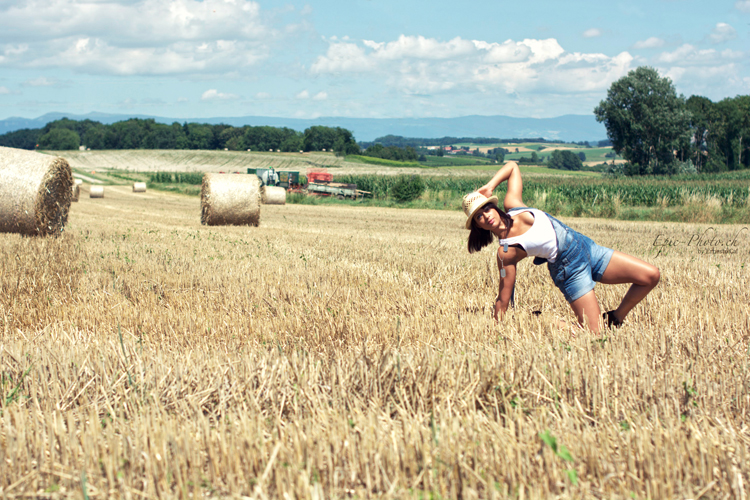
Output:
top-left (464, 161), bottom-right (660, 333)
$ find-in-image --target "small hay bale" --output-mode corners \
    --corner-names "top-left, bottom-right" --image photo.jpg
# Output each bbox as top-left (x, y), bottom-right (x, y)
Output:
top-left (74, 178), bottom-right (83, 186)
top-left (71, 183), bottom-right (80, 202)
top-left (262, 186), bottom-right (287, 205)
top-left (133, 182), bottom-right (147, 193)
top-left (201, 173), bottom-right (261, 226)
top-left (0, 146), bottom-right (73, 236)
top-left (89, 185), bottom-right (104, 198)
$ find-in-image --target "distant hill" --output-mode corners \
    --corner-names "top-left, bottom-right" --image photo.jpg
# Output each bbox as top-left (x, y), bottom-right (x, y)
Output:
top-left (0, 112), bottom-right (607, 143)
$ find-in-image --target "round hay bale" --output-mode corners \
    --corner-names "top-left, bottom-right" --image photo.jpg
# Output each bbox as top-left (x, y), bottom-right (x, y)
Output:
top-left (201, 173), bottom-right (261, 226)
top-left (0, 146), bottom-right (73, 236)
top-left (89, 185), bottom-right (104, 198)
top-left (262, 186), bottom-right (287, 205)
top-left (74, 178), bottom-right (83, 186)
top-left (71, 183), bottom-right (80, 202)
top-left (133, 182), bottom-right (147, 193)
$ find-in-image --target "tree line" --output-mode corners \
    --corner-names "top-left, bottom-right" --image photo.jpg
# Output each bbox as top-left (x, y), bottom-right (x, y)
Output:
top-left (360, 135), bottom-right (606, 149)
top-left (360, 143), bottom-right (419, 162)
top-left (0, 118), bottom-right (361, 154)
top-left (595, 66), bottom-right (750, 175)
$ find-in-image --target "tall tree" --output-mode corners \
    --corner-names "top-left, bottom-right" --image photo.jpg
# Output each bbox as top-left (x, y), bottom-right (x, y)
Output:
top-left (37, 128), bottom-right (80, 150)
top-left (594, 66), bottom-right (691, 175)
top-left (686, 95), bottom-right (717, 172)
top-left (548, 150), bottom-right (583, 170)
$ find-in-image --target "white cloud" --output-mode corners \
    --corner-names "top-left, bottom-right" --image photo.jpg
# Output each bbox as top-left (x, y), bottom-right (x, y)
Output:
top-left (255, 92), bottom-right (271, 99)
top-left (312, 91), bottom-right (327, 100)
top-left (655, 45), bottom-right (747, 97)
top-left (655, 44), bottom-right (742, 66)
top-left (520, 38), bottom-right (565, 64)
top-left (633, 37), bottom-right (665, 49)
top-left (23, 37), bottom-right (266, 76)
top-left (177, 97), bottom-right (188, 103)
top-left (365, 35), bottom-right (475, 60)
top-left (474, 40), bottom-right (531, 63)
top-left (0, 0), bottom-right (268, 44)
top-left (296, 90), bottom-right (309, 99)
top-left (201, 89), bottom-right (239, 100)
top-left (311, 42), bottom-right (375, 73)
top-left (721, 49), bottom-right (744, 59)
top-left (661, 64), bottom-right (743, 93)
top-left (583, 28), bottom-right (602, 38)
top-left (0, 0), bottom-right (275, 75)
top-left (23, 76), bottom-right (56, 86)
top-left (735, 0), bottom-right (750, 12)
top-left (311, 35), bottom-right (630, 96)
top-left (709, 23), bottom-right (737, 44)
top-left (0, 86), bottom-right (11, 94)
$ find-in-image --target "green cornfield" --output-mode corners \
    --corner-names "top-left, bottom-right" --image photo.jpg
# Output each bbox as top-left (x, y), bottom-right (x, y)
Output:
top-left (336, 173), bottom-right (750, 208)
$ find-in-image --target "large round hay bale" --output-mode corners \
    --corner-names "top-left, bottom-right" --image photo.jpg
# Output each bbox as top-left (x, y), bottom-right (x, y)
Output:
top-left (0, 146), bottom-right (73, 236)
top-left (262, 186), bottom-right (287, 205)
top-left (201, 173), bottom-right (261, 226)
top-left (133, 182), bottom-right (147, 193)
top-left (71, 183), bottom-right (80, 202)
top-left (89, 185), bottom-right (104, 198)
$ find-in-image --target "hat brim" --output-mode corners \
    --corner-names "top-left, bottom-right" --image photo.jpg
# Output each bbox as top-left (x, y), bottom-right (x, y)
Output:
top-left (465, 195), bottom-right (499, 229)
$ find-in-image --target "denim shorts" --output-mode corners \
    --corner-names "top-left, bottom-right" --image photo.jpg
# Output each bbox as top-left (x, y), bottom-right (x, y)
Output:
top-left (543, 214), bottom-right (614, 303)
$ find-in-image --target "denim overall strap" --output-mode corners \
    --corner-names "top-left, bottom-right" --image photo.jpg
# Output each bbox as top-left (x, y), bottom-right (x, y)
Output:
top-left (541, 213), bottom-right (574, 269)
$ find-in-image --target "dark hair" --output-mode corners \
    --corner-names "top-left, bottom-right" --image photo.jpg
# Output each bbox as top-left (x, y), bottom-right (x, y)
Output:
top-left (467, 203), bottom-right (513, 253)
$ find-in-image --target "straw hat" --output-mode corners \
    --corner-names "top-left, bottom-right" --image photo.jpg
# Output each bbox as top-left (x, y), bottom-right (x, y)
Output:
top-left (462, 191), bottom-right (499, 229)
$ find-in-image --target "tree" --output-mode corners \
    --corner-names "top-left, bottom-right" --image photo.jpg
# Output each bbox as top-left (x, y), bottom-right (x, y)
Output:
top-left (548, 150), bottom-right (583, 170)
top-left (578, 152), bottom-right (586, 162)
top-left (37, 128), bottom-right (80, 150)
top-left (82, 125), bottom-right (107, 149)
top-left (594, 66), bottom-right (691, 175)
top-left (186, 123), bottom-right (213, 149)
top-left (530, 151), bottom-right (539, 164)
top-left (362, 144), bottom-right (418, 161)
top-left (0, 128), bottom-right (41, 150)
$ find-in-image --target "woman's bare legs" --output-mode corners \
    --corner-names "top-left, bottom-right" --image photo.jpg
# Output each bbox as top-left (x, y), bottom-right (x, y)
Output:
top-left (566, 251), bottom-right (660, 334)
top-left (599, 250), bottom-right (660, 323)
top-left (569, 290), bottom-right (603, 333)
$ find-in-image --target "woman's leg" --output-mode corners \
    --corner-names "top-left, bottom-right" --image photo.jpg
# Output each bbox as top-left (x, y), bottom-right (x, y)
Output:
top-left (599, 251), bottom-right (660, 322)
top-left (569, 290), bottom-right (603, 333)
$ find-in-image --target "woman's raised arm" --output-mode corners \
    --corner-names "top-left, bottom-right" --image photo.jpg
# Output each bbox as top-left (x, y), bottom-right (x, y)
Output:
top-left (477, 161), bottom-right (524, 211)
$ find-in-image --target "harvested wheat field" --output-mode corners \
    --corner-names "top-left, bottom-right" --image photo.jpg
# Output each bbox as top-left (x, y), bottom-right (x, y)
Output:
top-left (1, 185), bottom-right (749, 498)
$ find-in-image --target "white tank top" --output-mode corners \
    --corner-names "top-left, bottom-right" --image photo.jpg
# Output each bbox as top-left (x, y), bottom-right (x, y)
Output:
top-left (498, 208), bottom-right (558, 263)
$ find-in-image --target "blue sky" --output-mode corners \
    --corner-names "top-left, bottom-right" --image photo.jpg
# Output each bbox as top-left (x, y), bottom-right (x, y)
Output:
top-left (0, 0), bottom-right (748, 120)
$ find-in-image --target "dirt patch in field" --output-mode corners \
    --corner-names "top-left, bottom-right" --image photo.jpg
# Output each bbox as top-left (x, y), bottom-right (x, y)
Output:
top-left (539, 146), bottom-right (580, 152)
top-left (584, 159), bottom-right (627, 166)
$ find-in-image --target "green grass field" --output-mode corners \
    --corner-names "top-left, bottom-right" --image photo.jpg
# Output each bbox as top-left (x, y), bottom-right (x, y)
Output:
top-left (448, 163), bottom-right (601, 177)
top-left (447, 142), bottom-right (621, 165)
top-left (343, 155), bottom-right (424, 168)
top-left (419, 155), bottom-right (497, 167)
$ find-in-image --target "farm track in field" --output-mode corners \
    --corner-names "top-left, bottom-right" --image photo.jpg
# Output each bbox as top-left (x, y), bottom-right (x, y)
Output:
top-left (49, 149), bottom-right (599, 177)
top-left (49, 149), bottom-right (351, 174)
top-left (1, 185), bottom-right (749, 498)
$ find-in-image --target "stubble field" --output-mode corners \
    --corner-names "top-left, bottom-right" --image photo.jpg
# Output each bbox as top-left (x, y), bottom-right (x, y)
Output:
top-left (1, 185), bottom-right (749, 498)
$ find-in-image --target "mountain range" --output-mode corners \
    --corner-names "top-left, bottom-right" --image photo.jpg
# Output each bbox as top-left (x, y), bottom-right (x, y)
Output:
top-left (0, 112), bottom-right (607, 143)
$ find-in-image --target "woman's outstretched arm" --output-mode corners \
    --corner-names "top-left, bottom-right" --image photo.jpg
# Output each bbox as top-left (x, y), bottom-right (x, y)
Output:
top-left (477, 161), bottom-right (524, 211)
top-left (493, 246), bottom-right (523, 321)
